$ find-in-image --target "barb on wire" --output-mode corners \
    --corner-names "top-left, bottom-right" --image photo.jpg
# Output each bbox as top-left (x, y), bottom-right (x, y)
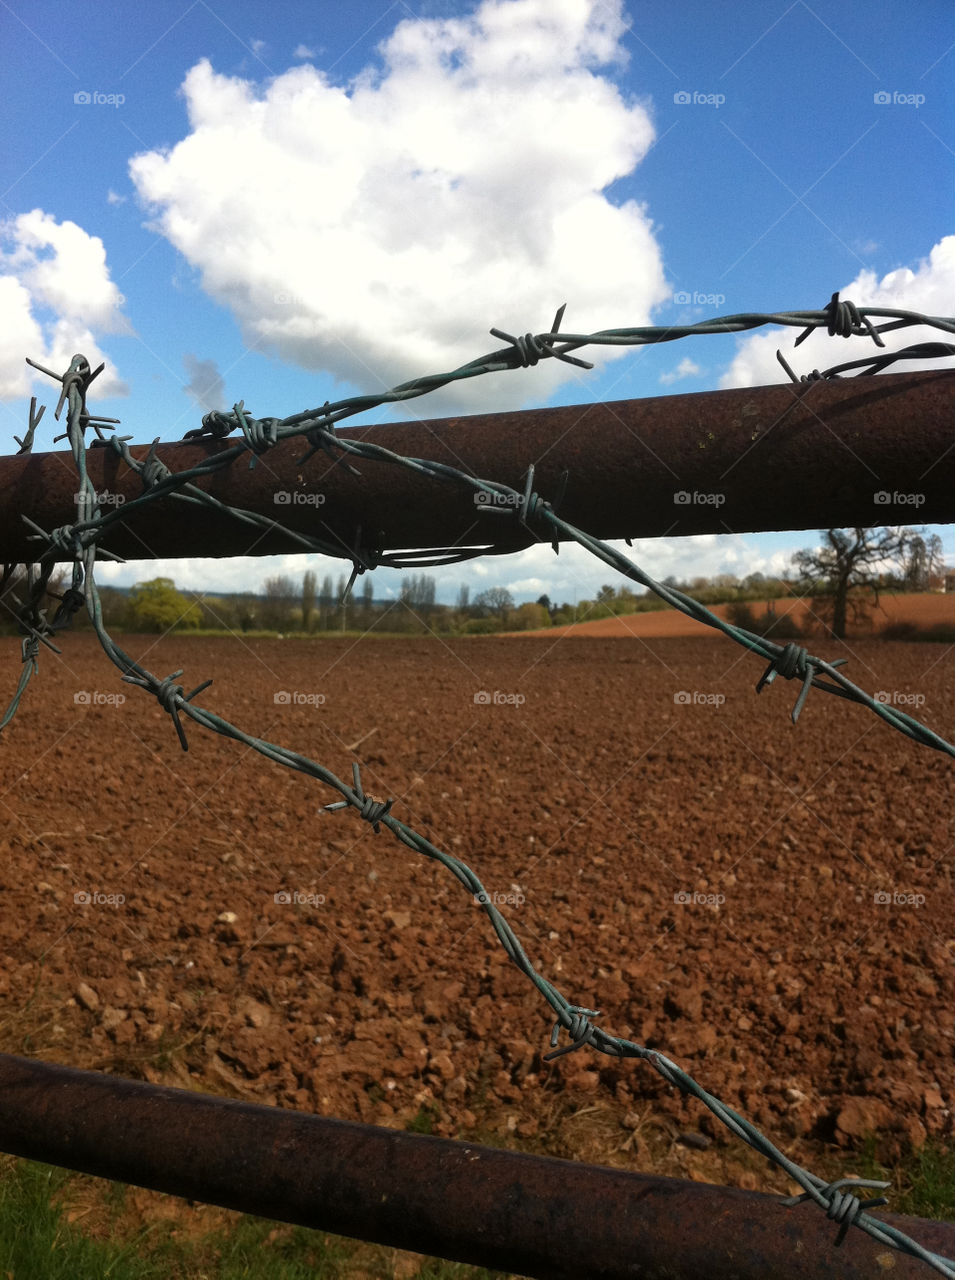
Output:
top-left (794, 291), bottom-right (885, 347)
top-left (490, 303), bottom-right (594, 370)
top-left (324, 762), bottom-right (394, 832)
top-left (5, 302), bottom-right (955, 1276)
top-left (781, 1177), bottom-right (891, 1249)
top-left (15, 397), bottom-right (45, 454)
top-left (121, 667), bottom-right (214, 752)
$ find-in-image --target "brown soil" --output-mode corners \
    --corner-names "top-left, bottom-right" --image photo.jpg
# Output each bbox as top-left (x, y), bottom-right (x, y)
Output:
top-left (527, 591), bottom-right (954, 639)
top-left (1, 631), bottom-right (952, 1202)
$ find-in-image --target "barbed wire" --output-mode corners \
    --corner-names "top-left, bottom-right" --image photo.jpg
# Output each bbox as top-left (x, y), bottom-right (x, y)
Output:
top-left (3, 296), bottom-right (955, 1274)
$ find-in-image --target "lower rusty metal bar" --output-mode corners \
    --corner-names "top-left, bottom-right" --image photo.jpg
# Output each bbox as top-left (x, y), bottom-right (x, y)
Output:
top-left (0, 1053), bottom-right (952, 1278)
top-left (0, 372), bottom-right (952, 562)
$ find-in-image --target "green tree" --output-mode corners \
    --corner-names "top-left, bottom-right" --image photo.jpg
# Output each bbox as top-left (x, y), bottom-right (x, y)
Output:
top-left (510, 602), bottom-right (550, 630)
top-left (126, 578), bottom-right (200, 632)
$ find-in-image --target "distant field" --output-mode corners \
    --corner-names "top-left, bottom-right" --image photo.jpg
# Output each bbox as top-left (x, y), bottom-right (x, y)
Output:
top-left (522, 591), bottom-right (954, 639)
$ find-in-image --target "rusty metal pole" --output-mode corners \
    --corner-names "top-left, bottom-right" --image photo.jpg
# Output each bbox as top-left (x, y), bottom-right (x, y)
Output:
top-left (0, 372), bottom-right (952, 563)
top-left (0, 1053), bottom-right (952, 1279)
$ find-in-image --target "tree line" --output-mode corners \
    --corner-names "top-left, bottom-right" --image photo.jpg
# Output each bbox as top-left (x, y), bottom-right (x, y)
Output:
top-left (0, 527), bottom-right (947, 638)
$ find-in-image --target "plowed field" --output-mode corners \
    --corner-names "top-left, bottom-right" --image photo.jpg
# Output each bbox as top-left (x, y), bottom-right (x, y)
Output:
top-left (1, 630), bottom-right (952, 1193)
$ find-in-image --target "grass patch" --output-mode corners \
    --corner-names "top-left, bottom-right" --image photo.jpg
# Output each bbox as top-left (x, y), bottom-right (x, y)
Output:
top-left (2, 1139), bottom-right (951, 1279)
top-left (405, 1102), bottom-right (441, 1135)
top-left (850, 1136), bottom-right (955, 1220)
top-left (0, 1158), bottom-right (512, 1279)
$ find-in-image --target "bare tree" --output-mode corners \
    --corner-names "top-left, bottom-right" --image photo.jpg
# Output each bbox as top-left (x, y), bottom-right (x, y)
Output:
top-left (400, 574), bottom-right (437, 611)
top-left (792, 527), bottom-right (919, 639)
top-left (473, 586), bottom-right (514, 621)
top-left (901, 532), bottom-right (946, 591)
top-left (319, 573), bottom-right (334, 628)
top-left (302, 569), bottom-right (317, 632)
top-left (261, 574), bottom-right (297, 630)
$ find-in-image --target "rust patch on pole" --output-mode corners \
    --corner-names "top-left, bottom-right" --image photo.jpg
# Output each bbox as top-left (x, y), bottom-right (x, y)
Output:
top-left (0, 1053), bottom-right (951, 1278)
top-left (0, 372), bottom-right (952, 562)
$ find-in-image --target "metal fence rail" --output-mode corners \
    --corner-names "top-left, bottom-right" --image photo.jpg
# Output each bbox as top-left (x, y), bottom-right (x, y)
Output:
top-left (1, 370), bottom-right (953, 563)
top-left (1, 1052), bottom-right (953, 1280)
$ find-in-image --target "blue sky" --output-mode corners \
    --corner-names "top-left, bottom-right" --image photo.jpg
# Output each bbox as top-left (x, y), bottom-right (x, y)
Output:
top-left (2, 0), bottom-right (953, 605)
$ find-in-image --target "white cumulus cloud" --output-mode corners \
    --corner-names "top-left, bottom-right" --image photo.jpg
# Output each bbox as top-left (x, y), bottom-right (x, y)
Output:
top-left (659, 355), bottom-right (701, 385)
top-left (0, 209), bottom-right (130, 401)
top-left (128, 0), bottom-right (668, 413)
top-left (720, 236), bottom-right (955, 389)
